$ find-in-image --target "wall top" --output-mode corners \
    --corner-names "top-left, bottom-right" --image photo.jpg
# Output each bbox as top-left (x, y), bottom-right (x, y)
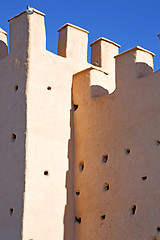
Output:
top-left (74, 66), bottom-right (108, 77)
top-left (8, 7), bottom-right (45, 22)
top-left (90, 37), bottom-right (121, 48)
top-left (0, 28), bottom-right (7, 35)
top-left (58, 23), bottom-right (89, 34)
top-left (114, 46), bottom-right (155, 58)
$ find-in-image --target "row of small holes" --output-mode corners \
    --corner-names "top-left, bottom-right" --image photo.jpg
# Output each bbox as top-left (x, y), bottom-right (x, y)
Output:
top-left (125, 149), bottom-right (149, 180)
top-left (75, 215), bottom-right (106, 224)
top-left (75, 137), bottom-right (160, 224)
top-left (11, 84), bottom-right (50, 237)
top-left (76, 156), bottom-right (108, 223)
top-left (14, 85), bottom-right (52, 91)
top-left (11, 134), bottom-right (49, 176)
top-left (103, 152), bottom-right (148, 180)
top-left (75, 206), bottom-right (142, 223)
top-left (76, 148), bottom-right (151, 223)
top-left (125, 138), bottom-right (160, 153)
top-left (76, 182), bottom-right (109, 197)
top-left (76, 139), bottom-right (160, 166)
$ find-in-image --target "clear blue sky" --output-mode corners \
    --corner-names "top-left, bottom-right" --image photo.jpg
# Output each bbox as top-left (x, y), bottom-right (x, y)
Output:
top-left (1, 0), bottom-right (160, 70)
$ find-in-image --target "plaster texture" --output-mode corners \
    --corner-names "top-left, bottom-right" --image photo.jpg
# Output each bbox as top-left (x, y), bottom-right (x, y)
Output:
top-left (0, 7), bottom-right (159, 240)
top-left (73, 47), bottom-right (160, 240)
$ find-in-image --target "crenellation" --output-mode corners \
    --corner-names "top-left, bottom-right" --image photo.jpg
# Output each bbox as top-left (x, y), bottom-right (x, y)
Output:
top-left (91, 37), bottom-right (120, 93)
top-left (0, 27), bottom-right (8, 59)
top-left (115, 46), bottom-right (155, 89)
top-left (0, 7), bottom-right (159, 240)
top-left (90, 37), bottom-right (120, 70)
top-left (9, 12), bottom-right (29, 58)
top-left (9, 9), bottom-right (46, 58)
top-left (58, 23), bottom-right (88, 62)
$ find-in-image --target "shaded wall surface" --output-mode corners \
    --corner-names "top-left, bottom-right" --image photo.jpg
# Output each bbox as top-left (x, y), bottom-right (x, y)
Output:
top-left (0, 7), bottom-right (159, 240)
top-left (73, 48), bottom-right (160, 240)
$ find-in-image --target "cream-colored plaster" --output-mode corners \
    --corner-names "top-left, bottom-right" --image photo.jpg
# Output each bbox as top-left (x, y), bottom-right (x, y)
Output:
top-left (58, 23), bottom-right (88, 62)
top-left (0, 6), bottom-right (158, 240)
top-left (7, 8), bottom-right (91, 240)
top-left (91, 37), bottom-right (120, 93)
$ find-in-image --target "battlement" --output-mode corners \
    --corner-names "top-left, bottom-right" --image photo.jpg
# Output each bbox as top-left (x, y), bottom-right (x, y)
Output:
top-left (0, 8), bottom-right (156, 81)
top-left (0, 7), bottom-right (156, 94)
top-left (0, 7), bottom-right (159, 240)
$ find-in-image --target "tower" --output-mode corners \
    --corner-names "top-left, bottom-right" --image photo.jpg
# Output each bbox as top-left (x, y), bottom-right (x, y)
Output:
top-left (0, 7), bottom-right (159, 240)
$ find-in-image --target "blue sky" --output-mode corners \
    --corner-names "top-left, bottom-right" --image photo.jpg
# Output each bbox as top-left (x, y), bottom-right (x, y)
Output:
top-left (1, 0), bottom-right (160, 70)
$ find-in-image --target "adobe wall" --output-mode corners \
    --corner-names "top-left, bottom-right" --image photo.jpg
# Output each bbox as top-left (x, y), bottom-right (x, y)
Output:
top-left (6, 8), bottom-right (92, 240)
top-left (0, 7), bottom-right (119, 240)
top-left (73, 47), bottom-right (160, 240)
top-left (0, 8), bottom-right (86, 240)
top-left (0, 6), bottom-right (159, 240)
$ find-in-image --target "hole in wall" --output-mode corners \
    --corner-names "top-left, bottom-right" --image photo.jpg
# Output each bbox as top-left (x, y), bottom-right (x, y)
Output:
top-left (104, 182), bottom-right (110, 191)
top-left (9, 208), bottom-right (14, 215)
top-left (142, 176), bottom-right (148, 181)
top-left (152, 236), bottom-right (157, 240)
top-left (76, 190), bottom-right (80, 196)
top-left (156, 139), bottom-right (160, 145)
top-left (73, 104), bottom-right (78, 111)
top-left (101, 215), bottom-right (106, 220)
top-left (75, 216), bottom-right (81, 224)
top-left (47, 86), bottom-right (51, 90)
top-left (44, 171), bottom-right (49, 176)
top-left (79, 162), bottom-right (84, 172)
top-left (125, 148), bottom-right (131, 155)
top-left (102, 154), bottom-right (108, 163)
top-left (131, 205), bottom-right (136, 215)
top-left (157, 227), bottom-right (160, 232)
top-left (14, 85), bottom-right (18, 91)
top-left (11, 133), bottom-right (16, 142)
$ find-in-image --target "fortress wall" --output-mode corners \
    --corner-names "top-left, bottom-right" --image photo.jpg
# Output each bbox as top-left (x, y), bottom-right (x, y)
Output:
top-left (19, 10), bottom-right (90, 240)
top-left (0, 7), bottom-right (158, 240)
top-left (6, 8), bottom-right (94, 240)
top-left (0, 8), bottom-right (91, 240)
top-left (73, 49), bottom-right (160, 240)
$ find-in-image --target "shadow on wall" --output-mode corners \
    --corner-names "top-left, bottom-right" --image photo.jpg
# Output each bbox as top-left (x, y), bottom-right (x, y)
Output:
top-left (63, 87), bottom-right (75, 240)
top-left (0, 62), bottom-right (26, 239)
top-left (63, 85), bottom-right (109, 239)
top-left (0, 40), bottom-right (8, 59)
top-left (91, 85), bottom-right (109, 98)
top-left (136, 62), bottom-right (153, 78)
